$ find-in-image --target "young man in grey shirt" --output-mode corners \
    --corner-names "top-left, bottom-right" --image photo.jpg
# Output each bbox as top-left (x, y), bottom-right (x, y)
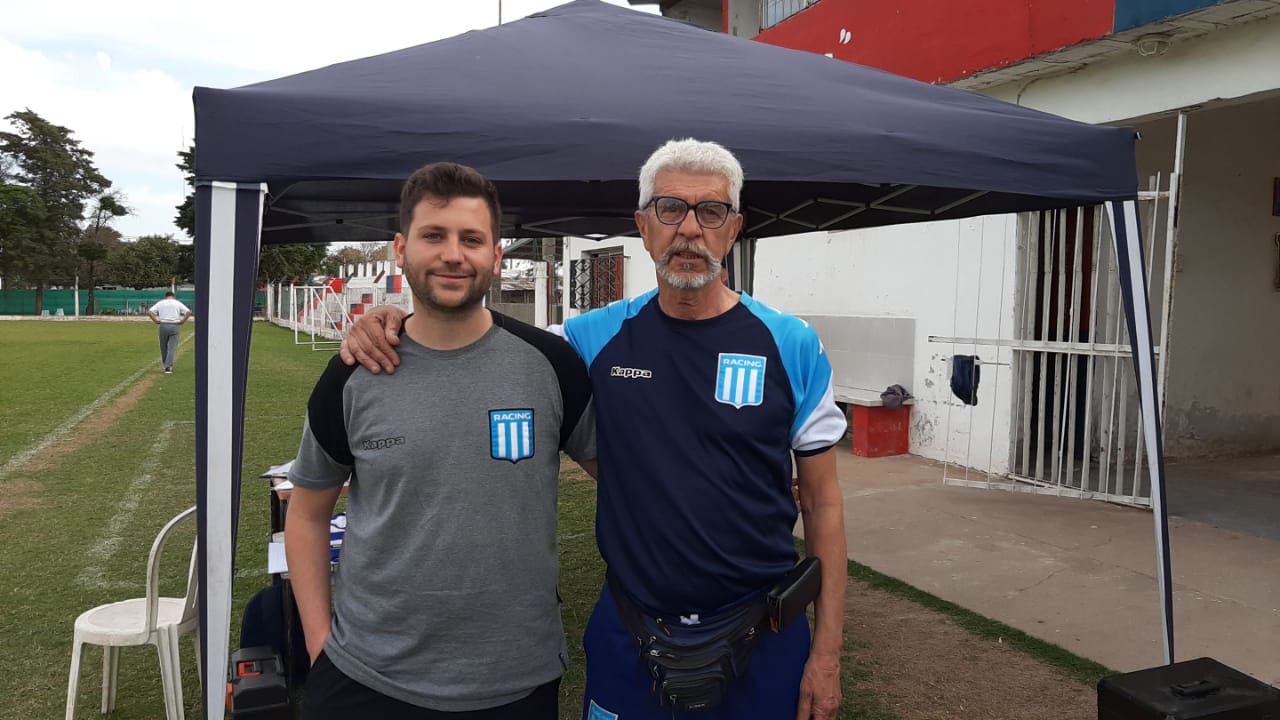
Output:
top-left (286, 162), bottom-right (596, 719)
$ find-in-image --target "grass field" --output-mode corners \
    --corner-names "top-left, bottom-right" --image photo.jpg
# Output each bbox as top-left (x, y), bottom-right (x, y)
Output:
top-left (0, 320), bottom-right (329, 719)
top-left (0, 321), bottom-right (613, 720)
top-left (0, 319), bottom-right (1101, 720)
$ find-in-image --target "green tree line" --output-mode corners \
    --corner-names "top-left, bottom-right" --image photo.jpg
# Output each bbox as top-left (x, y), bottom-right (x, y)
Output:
top-left (1, 109), bottom-right (389, 315)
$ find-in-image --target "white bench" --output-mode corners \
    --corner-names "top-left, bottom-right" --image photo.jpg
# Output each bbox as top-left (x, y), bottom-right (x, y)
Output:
top-left (831, 384), bottom-right (913, 457)
top-left (833, 385), bottom-right (914, 408)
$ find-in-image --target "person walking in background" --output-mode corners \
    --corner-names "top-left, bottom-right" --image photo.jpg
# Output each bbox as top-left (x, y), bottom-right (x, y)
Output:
top-left (147, 291), bottom-right (192, 374)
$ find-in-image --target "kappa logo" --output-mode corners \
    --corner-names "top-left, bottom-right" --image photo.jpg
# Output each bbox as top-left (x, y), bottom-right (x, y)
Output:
top-left (490, 409), bottom-right (534, 463)
top-left (361, 436), bottom-right (405, 451)
top-left (610, 366), bottom-right (653, 379)
top-left (715, 353), bottom-right (767, 408)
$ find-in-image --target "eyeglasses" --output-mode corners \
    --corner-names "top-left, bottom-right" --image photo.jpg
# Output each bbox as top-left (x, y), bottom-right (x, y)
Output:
top-left (644, 196), bottom-right (736, 229)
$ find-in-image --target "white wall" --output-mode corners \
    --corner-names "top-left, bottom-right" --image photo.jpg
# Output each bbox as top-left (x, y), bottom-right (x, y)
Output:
top-left (753, 218), bottom-right (1019, 473)
top-left (724, 0), bottom-right (761, 38)
top-left (1133, 97), bottom-right (1280, 457)
top-left (666, 0), bottom-right (723, 31)
top-left (561, 237), bottom-right (657, 319)
top-left (982, 13), bottom-right (1280, 126)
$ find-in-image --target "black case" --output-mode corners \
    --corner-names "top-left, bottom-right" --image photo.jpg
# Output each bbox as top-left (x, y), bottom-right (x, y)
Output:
top-left (766, 557), bottom-right (821, 632)
top-left (1097, 657), bottom-right (1280, 720)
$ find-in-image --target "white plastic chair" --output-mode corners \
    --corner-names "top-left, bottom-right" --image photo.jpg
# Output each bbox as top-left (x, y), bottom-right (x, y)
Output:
top-left (65, 506), bottom-right (199, 720)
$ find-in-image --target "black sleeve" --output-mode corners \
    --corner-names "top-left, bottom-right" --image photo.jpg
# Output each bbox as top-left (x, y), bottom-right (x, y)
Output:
top-left (306, 354), bottom-right (360, 466)
top-left (492, 312), bottom-right (593, 450)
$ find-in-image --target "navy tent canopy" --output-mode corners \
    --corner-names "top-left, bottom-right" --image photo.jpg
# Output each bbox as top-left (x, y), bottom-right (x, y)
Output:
top-left (191, 2), bottom-right (1170, 718)
top-left (195, 0), bottom-right (1137, 245)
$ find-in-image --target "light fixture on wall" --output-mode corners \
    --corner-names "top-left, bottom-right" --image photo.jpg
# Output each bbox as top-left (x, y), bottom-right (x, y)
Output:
top-left (1135, 33), bottom-right (1172, 57)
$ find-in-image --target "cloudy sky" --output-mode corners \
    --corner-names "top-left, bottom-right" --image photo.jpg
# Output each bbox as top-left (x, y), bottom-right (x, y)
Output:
top-left (0, 0), bottom-right (657, 242)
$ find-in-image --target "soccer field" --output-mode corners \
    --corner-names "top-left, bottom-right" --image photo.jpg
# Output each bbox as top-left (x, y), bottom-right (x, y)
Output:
top-left (0, 320), bottom-right (329, 718)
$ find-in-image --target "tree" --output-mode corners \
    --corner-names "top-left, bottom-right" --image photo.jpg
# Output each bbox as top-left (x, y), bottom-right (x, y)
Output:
top-left (358, 241), bottom-right (392, 262)
top-left (77, 226), bottom-right (122, 310)
top-left (174, 145), bottom-right (195, 239)
top-left (84, 190), bottom-right (129, 238)
top-left (108, 234), bottom-right (180, 289)
top-left (175, 243), bottom-right (195, 284)
top-left (79, 191), bottom-right (130, 313)
top-left (0, 109), bottom-right (111, 313)
top-left (259, 243), bottom-right (330, 283)
top-left (322, 246), bottom-right (373, 276)
top-left (174, 145), bottom-right (329, 285)
top-left (0, 184), bottom-right (48, 286)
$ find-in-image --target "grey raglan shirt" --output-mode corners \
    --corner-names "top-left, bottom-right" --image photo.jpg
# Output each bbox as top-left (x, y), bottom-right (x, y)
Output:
top-left (290, 312), bottom-right (596, 711)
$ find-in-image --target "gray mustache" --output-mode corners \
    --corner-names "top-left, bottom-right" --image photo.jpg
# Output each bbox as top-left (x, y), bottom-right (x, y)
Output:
top-left (660, 242), bottom-right (717, 266)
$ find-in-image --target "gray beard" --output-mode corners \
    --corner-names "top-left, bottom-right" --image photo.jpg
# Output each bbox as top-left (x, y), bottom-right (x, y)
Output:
top-left (657, 241), bottom-right (721, 290)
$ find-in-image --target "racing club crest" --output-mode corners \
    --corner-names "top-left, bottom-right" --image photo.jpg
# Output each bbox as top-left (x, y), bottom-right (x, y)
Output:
top-left (490, 408), bottom-right (535, 462)
top-left (715, 353), bottom-right (766, 408)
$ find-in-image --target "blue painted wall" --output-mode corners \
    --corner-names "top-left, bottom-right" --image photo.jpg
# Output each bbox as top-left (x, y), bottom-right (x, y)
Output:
top-left (1114, 0), bottom-right (1231, 32)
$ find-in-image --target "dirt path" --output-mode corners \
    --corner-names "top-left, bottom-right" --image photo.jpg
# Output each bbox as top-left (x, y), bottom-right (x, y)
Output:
top-left (0, 373), bottom-right (157, 518)
top-left (843, 578), bottom-right (1095, 720)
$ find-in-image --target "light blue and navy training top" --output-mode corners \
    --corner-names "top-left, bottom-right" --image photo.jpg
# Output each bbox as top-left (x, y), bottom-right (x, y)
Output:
top-left (562, 290), bottom-right (847, 616)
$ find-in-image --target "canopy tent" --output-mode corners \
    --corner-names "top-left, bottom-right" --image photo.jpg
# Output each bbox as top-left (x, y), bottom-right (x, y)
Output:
top-left (191, 1), bottom-right (1171, 716)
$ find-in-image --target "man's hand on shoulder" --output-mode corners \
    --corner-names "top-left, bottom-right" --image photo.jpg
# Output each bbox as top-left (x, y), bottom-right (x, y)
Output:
top-left (339, 305), bottom-right (408, 374)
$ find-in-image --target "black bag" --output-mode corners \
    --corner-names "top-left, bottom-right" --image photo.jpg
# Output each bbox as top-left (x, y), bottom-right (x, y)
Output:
top-left (610, 580), bottom-right (766, 713)
top-left (240, 584), bottom-right (309, 686)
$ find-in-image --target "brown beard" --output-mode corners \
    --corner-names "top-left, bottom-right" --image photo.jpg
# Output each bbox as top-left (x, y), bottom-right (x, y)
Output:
top-left (406, 266), bottom-right (493, 315)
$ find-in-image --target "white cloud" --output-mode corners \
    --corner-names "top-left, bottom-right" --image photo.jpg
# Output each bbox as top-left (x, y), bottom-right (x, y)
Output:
top-left (5, 0), bottom-right (658, 79)
top-left (1, 0), bottom-right (659, 239)
top-left (115, 184), bottom-right (188, 241)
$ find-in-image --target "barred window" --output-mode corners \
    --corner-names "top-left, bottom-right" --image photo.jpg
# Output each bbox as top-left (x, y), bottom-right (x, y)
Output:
top-left (569, 252), bottom-right (626, 310)
top-left (761, 0), bottom-right (818, 30)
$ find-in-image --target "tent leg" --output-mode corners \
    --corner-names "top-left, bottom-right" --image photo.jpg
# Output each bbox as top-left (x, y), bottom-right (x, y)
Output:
top-left (1105, 199), bottom-right (1174, 665)
top-left (195, 181), bottom-right (266, 720)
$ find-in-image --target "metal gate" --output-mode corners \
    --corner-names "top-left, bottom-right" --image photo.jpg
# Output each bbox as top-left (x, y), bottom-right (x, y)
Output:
top-left (1005, 185), bottom-right (1170, 506)
top-left (933, 172), bottom-right (1177, 507)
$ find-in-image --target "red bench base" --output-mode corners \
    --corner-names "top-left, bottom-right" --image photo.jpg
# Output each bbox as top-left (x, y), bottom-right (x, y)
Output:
top-left (850, 405), bottom-right (910, 458)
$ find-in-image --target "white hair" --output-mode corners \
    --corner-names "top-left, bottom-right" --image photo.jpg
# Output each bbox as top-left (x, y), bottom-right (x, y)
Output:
top-left (637, 139), bottom-right (744, 210)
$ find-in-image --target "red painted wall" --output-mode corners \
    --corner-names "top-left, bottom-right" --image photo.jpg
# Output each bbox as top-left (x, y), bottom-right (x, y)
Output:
top-left (754, 0), bottom-right (1115, 84)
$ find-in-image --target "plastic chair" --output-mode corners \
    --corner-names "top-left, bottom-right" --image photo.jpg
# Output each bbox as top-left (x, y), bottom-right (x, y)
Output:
top-left (65, 506), bottom-right (199, 720)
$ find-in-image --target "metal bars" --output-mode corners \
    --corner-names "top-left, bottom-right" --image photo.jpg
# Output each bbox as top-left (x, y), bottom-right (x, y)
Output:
top-left (938, 187), bottom-right (1175, 507)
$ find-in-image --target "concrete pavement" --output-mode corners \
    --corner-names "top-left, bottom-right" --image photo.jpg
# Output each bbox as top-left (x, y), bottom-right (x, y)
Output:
top-left (825, 452), bottom-right (1280, 685)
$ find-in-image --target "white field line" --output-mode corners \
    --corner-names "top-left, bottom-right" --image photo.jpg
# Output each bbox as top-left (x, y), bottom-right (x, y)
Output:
top-left (76, 421), bottom-right (178, 591)
top-left (0, 334), bottom-right (191, 481)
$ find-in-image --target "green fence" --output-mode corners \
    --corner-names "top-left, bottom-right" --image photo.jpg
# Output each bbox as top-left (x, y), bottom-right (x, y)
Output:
top-left (0, 289), bottom-right (199, 316)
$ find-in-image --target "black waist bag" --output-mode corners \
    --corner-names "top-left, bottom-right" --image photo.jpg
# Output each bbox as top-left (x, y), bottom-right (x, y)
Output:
top-left (610, 580), bottom-right (767, 713)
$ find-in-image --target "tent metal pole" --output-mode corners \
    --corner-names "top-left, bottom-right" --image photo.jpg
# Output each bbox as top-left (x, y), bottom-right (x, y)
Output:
top-left (985, 214), bottom-right (1011, 484)
top-left (1105, 199), bottom-right (1175, 665)
top-left (1158, 112), bottom-right (1186, 416)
